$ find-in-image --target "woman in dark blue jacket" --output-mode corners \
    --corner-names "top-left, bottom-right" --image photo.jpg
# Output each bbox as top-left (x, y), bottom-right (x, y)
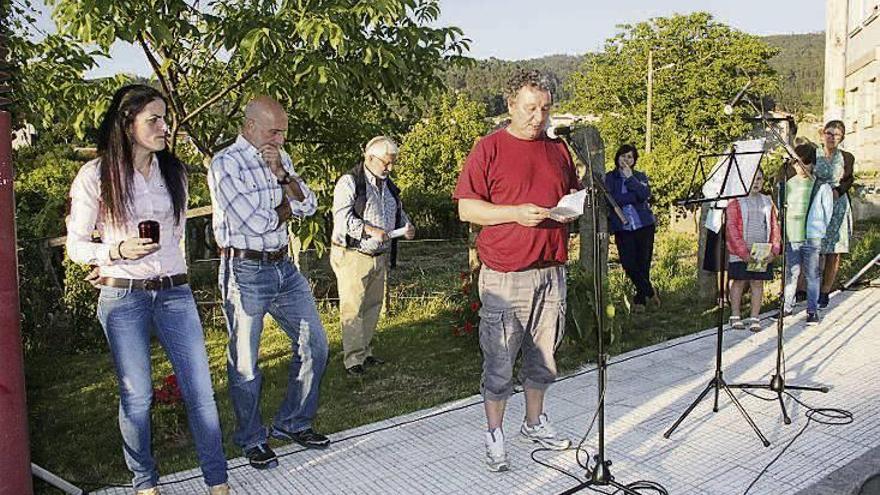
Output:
top-left (606, 144), bottom-right (658, 311)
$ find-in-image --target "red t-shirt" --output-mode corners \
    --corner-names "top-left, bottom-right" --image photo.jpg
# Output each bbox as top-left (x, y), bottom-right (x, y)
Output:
top-left (453, 129), bottom-right (579, 272)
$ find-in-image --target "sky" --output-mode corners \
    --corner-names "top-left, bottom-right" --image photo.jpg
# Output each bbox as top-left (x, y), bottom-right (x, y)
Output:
top-left (32, 0), bottom-right (826, 78)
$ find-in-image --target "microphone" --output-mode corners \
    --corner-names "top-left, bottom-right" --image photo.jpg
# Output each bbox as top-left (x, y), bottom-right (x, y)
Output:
top-left (723, 79), bottom-right (753, 115)
top-left (547, 123), bottom-right (585, 139)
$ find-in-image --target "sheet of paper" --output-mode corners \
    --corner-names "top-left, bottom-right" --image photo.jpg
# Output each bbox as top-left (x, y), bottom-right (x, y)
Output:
top-left (549, 189), bottom-right (586, 221)
top-left (747, 242), bottom-right (772, 272)
top-left (388, 226), bottom-right (409, 239)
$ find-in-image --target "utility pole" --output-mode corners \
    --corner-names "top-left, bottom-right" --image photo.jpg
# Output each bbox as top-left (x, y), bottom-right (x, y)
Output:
top-left (0, 29), bottom-right (34, 495)
top-left (646, 49), bottom-right (653, 154)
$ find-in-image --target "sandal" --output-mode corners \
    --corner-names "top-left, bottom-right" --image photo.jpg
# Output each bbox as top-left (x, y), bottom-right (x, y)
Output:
top-left (747, 318), bottom-right (762, 333)
top-left (729, 316), bottom-right (745, 330)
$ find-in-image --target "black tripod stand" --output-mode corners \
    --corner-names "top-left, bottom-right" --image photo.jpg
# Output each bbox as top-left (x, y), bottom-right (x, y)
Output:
top-left (663, 147), bottom-right (771, 447)
top-left (726, 101), bottom-right (829, 423)
top-left (557, 129), bottom-right (665, 495)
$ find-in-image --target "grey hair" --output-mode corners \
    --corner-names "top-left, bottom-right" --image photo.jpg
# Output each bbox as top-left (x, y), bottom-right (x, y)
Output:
top-left (364, 136), bottom-right (399, 157)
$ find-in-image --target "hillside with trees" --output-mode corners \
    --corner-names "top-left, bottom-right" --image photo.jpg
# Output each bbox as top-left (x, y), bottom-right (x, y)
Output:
top-left (764, 32), bottom-right (825, 115)
top-left (442, 32), bottom-right (824, 118)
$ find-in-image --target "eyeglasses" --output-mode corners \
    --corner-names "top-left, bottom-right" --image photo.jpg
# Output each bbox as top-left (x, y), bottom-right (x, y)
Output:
top-left (372, 154), bottom-right (396, 167)
top-left (824, 131), bottom-right (844, 138)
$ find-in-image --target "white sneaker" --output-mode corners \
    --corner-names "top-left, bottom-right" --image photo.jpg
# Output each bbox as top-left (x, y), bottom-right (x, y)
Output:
top-left (520, 413), bottom-right (571, 450)
top-left (484, 428), bottom-right (509, 472)
top-left (136, 488), bottom-right (160, 495)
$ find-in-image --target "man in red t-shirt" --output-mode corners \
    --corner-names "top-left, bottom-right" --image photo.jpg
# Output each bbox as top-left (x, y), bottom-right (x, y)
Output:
top-left (454, 69), bottom-right (579, 472)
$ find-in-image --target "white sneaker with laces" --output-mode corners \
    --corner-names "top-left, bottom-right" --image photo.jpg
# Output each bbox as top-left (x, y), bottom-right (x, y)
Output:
top-left (484, 428), bottom-right (509, 472)
top-left (520, 413), bottom-right (571, 450)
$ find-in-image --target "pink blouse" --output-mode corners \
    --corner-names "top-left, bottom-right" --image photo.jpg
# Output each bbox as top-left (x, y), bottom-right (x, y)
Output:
top-left (65, 157), bottom-right (188, 279)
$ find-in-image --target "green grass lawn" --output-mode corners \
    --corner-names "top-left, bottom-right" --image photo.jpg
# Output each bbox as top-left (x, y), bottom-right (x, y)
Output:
top-left (26, 220), bottom-right (880, 493)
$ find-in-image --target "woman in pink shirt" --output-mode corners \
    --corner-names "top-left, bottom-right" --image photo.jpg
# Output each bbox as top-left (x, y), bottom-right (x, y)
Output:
top-left (66, 85), bottom-right (228, 495)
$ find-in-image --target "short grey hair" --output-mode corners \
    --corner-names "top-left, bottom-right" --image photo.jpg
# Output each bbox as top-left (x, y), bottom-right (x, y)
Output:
top-left (364, 136), bottom-right (398, 157)
top-left (505, 68), bottom-right (553, 100)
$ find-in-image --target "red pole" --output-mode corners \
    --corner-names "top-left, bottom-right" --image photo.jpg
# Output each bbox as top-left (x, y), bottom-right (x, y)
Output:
top-left (0, 110), bottom-right (33, 494)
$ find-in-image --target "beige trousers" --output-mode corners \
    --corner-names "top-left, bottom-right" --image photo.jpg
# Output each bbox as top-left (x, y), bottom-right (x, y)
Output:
top-left (330, 246), bottom-right (388, 369)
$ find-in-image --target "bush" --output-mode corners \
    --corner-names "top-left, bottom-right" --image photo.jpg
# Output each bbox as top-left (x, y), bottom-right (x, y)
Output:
top-left (401, 191), bottom-right (466, 239)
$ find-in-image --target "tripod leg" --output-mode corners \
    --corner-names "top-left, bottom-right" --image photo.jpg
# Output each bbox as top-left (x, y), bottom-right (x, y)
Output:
top-left (664, 378), bottom-right (716, 439)
top-left (720, 381), bottom-right (771, 446)
top-left (713, 376), bottom-right (721, 412)
top-left (776, 392), bottom-right (792, 425)
top-left (785, 384), bottom-right (829, 393)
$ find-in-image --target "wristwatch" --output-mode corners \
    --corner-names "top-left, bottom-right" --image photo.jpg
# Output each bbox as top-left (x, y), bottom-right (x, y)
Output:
top-left (277, 173), bottom-right (293, 185)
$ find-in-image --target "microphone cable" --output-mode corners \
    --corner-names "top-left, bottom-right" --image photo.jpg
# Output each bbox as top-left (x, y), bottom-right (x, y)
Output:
top-left (737, 342), bottom-right (854, 495)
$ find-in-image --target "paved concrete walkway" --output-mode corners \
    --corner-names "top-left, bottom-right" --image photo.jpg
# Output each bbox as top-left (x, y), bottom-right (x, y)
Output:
top-left (97, 285), bottom-right (880, 495)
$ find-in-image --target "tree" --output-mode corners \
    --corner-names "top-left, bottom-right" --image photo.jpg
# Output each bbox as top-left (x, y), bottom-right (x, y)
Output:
top-left (396, 92), bottom-right (488, 194)
top-left (45, 0), bottom-right (469, 249)
top-left (394, 92), bottom-right (488, 238)
top-left (566, 12), bottom-right (779, 210)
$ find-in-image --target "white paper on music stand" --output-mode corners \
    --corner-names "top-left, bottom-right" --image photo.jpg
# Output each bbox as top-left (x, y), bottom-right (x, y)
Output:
top-left (550, 189), bottom-right (587, 221)
top-left (701, 138), bottom-right (766, 201)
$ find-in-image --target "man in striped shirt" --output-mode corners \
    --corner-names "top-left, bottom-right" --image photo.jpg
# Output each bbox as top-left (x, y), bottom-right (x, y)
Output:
top-left (208, 96), bottom-right (330, 471)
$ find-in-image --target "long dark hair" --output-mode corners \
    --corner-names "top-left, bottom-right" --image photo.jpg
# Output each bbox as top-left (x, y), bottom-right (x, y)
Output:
top-left (96, 84), bottom-right (187, 226)
top-left (614, 144), bottom-right (639, 168)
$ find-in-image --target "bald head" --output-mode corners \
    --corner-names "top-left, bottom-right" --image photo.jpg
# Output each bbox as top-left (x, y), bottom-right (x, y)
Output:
top-left (242, 96), bottom-right (288, 149)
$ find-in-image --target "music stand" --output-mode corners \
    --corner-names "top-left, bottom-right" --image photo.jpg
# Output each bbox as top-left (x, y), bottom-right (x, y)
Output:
top-left (556, 127), bottom-right (665, 495)
top-left (663, 141), bottom-right (771, 447)
top-left (726, 99), bottom-right (829, 424)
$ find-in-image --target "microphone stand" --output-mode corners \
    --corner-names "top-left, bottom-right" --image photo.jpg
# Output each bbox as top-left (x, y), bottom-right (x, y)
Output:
top-left (557, 131), bottom-right (664, 495)
top-left (726, 99), bottom-right (829, 423)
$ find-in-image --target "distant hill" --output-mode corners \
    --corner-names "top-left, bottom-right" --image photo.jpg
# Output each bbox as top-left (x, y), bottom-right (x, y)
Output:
top-left (763, 32), bottom-right (825, 116)
top-left (442, 33), bottom-right (825, 118)
top-left (441, 54), bottom-right (587, 116)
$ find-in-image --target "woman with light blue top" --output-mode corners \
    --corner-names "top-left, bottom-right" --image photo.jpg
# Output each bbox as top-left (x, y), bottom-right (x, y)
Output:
top-left (605, 144), bottom-right (658, 311)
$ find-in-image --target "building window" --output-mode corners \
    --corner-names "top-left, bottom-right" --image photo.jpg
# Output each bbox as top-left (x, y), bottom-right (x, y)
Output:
top-left (850, 0), bottom-right (864, 33)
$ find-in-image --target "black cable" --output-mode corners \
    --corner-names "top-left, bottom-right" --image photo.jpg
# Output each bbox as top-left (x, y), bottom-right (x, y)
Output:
top-left (740, 342), bottom-right (853, 495)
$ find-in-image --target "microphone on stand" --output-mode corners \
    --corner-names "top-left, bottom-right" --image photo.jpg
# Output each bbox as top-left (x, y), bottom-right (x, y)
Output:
top-left (723, 79), bottom-right (753, 115)
top-left (546, 122), bottom-right (585, 139)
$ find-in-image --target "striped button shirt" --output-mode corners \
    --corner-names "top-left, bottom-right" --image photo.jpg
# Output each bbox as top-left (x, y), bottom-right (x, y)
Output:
top-left (331, 165), bottom-right (410, 255)
top-left (208, 135), bottom-right (317, 251)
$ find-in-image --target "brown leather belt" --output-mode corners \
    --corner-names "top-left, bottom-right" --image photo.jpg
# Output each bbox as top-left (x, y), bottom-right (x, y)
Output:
top-left (98, 274), bottom-right (188, 291)
top-left (220, 247), bottom-right (287, 262)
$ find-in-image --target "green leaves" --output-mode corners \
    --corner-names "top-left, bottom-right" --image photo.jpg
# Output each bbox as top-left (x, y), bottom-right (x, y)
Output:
top-left (565, 12), bottom-right (780, 211)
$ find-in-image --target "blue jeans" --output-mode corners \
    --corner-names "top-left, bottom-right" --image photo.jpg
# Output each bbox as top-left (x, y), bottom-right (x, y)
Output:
top-left (219, 256), bottom-right (329, 450)
top-left (96, 284), bottom-right (228, 490)
top-left (784, 239), bottom-right (822, 314)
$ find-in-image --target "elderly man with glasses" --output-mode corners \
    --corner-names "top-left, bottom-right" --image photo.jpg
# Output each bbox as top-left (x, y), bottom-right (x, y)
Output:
top-left (330, 136), bottom-right (415, 376)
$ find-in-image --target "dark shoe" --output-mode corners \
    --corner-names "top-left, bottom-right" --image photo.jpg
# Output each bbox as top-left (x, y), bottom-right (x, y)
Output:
top-left (818, 292), bottom-right (829, 309)
top-left (346, 364), bottom-right (366, 376)
top-left (364, 356), bottom-right (385, 367)
top-left (771, 310), bottom-right (793, 321)
top-left (806, 313), bottom-right (820, 325)
top-left (245, 443), bottom-right (278, 470)
top-left (273, 426), bottom-right (330, 449)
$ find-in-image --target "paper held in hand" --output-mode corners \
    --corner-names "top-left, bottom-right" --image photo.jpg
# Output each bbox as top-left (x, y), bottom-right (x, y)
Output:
top-left (388, 225), bottom-right (409, 239)
top-left (549, 189), bottom-right (586, 222)
top-left (747, 242), bottom-right (772, 272)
